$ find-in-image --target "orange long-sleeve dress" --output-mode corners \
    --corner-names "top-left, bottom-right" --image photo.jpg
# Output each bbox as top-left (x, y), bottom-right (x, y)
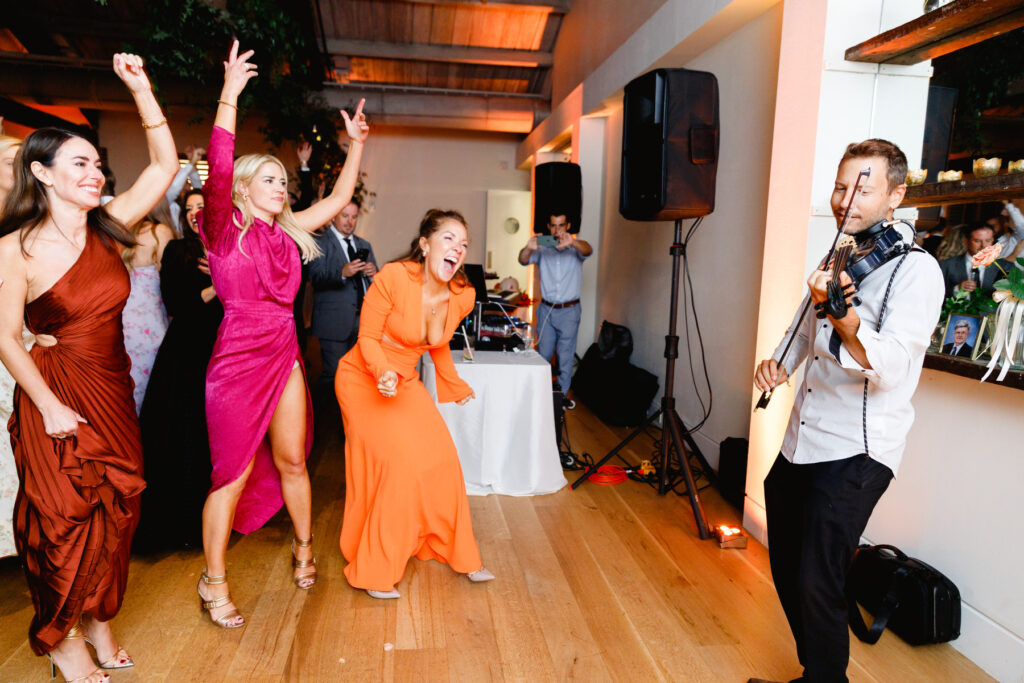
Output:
top-left (336, 261), bottom-right (482, 591)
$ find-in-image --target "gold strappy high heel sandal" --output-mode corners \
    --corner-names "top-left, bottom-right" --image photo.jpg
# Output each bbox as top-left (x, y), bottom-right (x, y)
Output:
top-left (197, 569), bottom-right (245, 629)
top-left (291, 536), bottom-right (317, 590)
top-left (46, 623), bottom-right (109, 683)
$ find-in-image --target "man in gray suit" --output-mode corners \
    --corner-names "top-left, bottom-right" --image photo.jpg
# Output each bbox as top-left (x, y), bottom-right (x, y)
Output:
top-left (309, 197), bottom-right (377, 404)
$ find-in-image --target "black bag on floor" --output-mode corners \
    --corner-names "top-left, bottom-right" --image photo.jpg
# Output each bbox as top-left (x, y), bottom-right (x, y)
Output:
top-left (846, 544), bottom-right (960, 645)
top-left (571, 321), bottom-right (658, 427)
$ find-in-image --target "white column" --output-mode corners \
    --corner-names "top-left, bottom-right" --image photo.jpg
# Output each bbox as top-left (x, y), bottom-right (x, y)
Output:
top-left (574, 115), bottom-right (608, 353)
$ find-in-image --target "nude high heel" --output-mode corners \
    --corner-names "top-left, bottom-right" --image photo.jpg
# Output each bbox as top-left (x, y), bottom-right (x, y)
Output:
top-left (292, 535), bottom-right (317, 589)
top-left (46, 622), bottom-right (109, 683)
top-left (467, 567), bottom-right (496, 583)
top-left (198, 569), bottom-right (246, 628)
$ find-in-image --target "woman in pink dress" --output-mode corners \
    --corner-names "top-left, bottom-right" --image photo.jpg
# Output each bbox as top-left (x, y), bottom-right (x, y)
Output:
top-left (196, 41), bottom-right (369, 629)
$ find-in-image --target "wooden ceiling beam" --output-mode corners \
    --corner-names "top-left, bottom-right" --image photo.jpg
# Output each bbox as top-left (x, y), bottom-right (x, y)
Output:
top-left (326, 38), bottom-right (551, 67)
top-left (324, 83), bottom-right (547, 133)
top-left (390, 0), bottom-right (570, 14)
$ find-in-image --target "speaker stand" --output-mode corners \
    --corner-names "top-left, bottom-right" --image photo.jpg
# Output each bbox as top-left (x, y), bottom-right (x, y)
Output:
top-left (571, 218), bottom-right (710, 540)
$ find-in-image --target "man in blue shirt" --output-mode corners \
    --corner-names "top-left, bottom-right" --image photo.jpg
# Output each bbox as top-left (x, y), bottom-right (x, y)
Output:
top-left (518, 213), bottom-right (593, 400)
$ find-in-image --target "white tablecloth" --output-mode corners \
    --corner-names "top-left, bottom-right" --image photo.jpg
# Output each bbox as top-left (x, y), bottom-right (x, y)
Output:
top-left (422, 349), bottom-right (567, 496)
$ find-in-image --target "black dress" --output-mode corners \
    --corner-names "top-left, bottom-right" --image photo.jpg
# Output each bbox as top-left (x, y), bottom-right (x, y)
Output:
top-left (134, 237), bottom-right (224, 552)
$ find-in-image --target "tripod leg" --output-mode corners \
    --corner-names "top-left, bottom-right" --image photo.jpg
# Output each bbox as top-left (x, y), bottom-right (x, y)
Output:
top-left (570, 410), bottom-right (661, 489)
top-left (673, 413), bottom-right (717, 487)
top-left (664, 410), bottom-right (710, 539)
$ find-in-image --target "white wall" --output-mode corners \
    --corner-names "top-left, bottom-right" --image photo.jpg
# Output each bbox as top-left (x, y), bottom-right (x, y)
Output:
top-left (869, 371), bottom-right (1024, 682)
top-left (355, 126), bottom-right (529, 265)
top-left (550, 0), bottom-right (669, 105)
top-left (97, 113), bottom-right (530, 267)
top-left (591, 5), bottom-right (783, 467)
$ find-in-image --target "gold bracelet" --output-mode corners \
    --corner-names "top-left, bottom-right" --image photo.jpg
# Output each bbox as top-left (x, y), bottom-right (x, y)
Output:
top-left (141, 118), bottom-right (167, 130)
top-left (217, 99), bottom-right (238, 111)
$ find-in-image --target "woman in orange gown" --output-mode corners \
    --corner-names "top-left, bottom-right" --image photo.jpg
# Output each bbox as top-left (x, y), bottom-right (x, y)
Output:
top-left (336, 209), bottom-right (495, 598)
top-left (0, 55), bottom-right (178, 683)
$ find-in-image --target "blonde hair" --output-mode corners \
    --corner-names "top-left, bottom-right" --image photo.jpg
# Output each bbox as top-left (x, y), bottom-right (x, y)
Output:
top-left (231, 154), bottom-right (321, 262)
top-left (121, 197), bottom-right (176, 268)
top-left (0, 136), bottom-right (21, 155)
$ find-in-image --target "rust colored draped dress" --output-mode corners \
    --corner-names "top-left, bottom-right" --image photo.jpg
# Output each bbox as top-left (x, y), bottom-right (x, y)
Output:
top-left (10, 228), bottom-right (145, 655)
top-left (336, 261), bottom-right (482, 591)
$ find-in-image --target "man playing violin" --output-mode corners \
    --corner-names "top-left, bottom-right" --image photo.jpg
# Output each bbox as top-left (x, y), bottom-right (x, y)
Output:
top-left (751, 139), bottom-right (944, 683)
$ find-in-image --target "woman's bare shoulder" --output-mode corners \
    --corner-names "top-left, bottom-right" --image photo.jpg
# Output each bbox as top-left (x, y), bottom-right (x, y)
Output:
top-left (0, 231), bottom-right (27, 262)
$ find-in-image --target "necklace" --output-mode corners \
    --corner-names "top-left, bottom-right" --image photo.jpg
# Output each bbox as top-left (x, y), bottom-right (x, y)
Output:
top-left (50, 217), bottom-right (82, 248)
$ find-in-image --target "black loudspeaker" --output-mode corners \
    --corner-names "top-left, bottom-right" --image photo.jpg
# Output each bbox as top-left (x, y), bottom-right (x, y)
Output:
top-left (717, 437), bottom-right (748, 510)
top-left (534, 161), bottom-right (582, 234)
top-left (620, 68), bottom-right (720, 221)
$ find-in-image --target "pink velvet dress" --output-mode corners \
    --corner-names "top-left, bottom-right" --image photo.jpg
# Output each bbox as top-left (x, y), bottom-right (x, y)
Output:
top-left (198, 126), bottom-right (312, 534)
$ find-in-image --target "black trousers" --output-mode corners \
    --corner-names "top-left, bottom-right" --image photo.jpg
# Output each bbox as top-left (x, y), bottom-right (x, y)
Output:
top-left (317, 329), bottom-right (359, 407)
top-left (764, 453), bottom-right (893, 683)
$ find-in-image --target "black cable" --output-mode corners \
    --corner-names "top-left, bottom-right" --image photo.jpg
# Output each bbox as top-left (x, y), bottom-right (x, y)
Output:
top-left (680, 217), bottom-right (713, 433)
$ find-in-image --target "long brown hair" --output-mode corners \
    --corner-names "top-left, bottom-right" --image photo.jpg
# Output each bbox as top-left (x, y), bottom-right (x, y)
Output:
top-left (394, 208), bottom-right (470, 289)
top-left (0, 128), bottom-right (135, 253)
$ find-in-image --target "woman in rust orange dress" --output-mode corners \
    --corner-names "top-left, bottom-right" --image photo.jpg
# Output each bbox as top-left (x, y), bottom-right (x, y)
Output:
top-left (336, 209), bottom-right (494, 598)
top-left (0, 55), bottom-right (178, 682)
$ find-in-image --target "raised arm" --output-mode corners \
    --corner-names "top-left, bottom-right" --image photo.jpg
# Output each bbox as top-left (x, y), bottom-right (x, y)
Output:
top-left (199, 41), bottom-right (257, 255)
top-left (105, 54), bottom-right (179, 229)
top-left (214, 40), bottom-right (257, 136)
top-left (293, 101), bottom-right (369, 232)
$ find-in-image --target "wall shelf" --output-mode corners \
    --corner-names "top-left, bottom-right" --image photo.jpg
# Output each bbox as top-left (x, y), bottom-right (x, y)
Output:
top-left (900, 171), bottom-right (1024, 207)
top-left (845, 0), bottom-right (1024, 66)
top-left (924, 352), bottom-right (1024, 390)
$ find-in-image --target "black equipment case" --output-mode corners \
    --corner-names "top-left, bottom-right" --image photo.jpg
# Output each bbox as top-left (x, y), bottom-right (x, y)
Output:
top-left (846, 544), bottom-right (961, 646)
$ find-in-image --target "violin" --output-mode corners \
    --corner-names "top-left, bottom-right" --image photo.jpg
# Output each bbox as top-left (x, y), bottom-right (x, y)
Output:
top-left (845, 219), bottom-right (913, 285)
top-left (815, 235), bottom-right (861, 320)
top-left (756, 204), bottom-right (914, 410)
top-left (755, 168), bottom-right (871, 411)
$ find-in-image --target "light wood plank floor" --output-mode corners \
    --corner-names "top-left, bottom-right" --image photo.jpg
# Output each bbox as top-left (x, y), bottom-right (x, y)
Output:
top-left (0, 401), bottom-right (991, 682)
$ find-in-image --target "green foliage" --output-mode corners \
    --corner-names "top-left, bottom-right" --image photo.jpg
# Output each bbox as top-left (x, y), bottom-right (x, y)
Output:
top-left (942, 287), bottom-right (998, 318)
top-left (931, 27), bottom-right (1024, 155)
top-left (131, 0), bottom-right (360, 190)
top-left (992, 257), bottom-right (1024, 301)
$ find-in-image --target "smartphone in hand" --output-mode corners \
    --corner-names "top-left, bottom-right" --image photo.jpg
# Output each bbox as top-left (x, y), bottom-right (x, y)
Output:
top-left (537, 235), bottom-right (557, 247)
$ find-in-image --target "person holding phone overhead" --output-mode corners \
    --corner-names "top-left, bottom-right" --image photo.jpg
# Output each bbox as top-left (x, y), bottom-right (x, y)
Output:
top-left (309, 196), bottom-right (377, 409)
top-left (518, 213), bottom-right (592, 403)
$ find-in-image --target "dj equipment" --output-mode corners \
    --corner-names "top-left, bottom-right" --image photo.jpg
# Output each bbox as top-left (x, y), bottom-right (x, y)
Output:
top-left (534, 162), bottom-right (582, 234)
top-left (619, 68), bottom-right (720, 221)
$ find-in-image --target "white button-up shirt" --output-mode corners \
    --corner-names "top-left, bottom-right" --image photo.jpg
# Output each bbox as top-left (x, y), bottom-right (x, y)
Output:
top-left (772, 247), bottom-right (945, 476)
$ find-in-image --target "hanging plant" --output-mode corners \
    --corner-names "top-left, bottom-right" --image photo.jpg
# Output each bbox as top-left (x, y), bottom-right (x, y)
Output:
top-left (129, 0), bottom-right (360, 191)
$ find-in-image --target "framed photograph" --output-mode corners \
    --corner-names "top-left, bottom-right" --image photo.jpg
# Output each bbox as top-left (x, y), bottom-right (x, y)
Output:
top-left (941, 313), bottom-right (982, 359)
top-left (971, 315), bottom-right (994, 361)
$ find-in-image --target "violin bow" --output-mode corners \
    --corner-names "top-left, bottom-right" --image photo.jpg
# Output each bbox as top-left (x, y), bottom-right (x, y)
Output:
top-left (754, 167), bottom-right (871, 411)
